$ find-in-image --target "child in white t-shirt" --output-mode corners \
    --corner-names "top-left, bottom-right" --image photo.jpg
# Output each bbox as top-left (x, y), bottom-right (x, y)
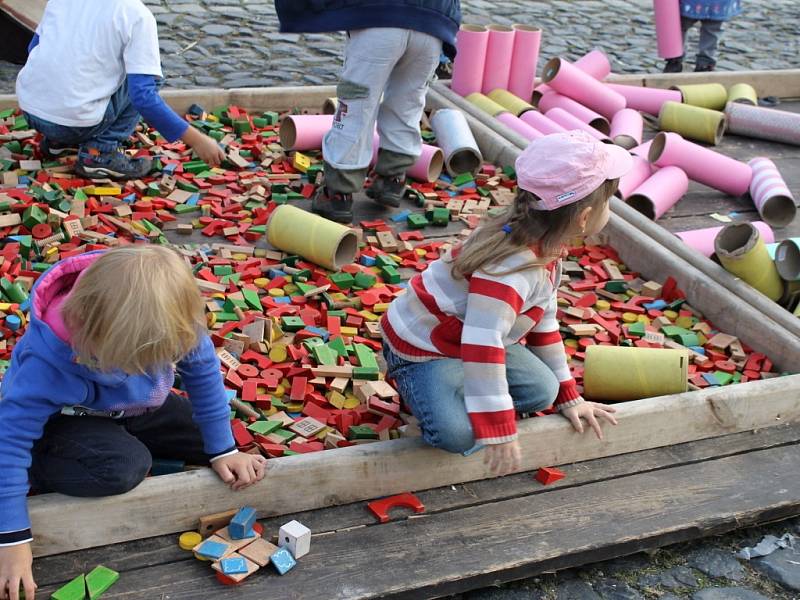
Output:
top-left (16, 0), bottom-right (224, 180)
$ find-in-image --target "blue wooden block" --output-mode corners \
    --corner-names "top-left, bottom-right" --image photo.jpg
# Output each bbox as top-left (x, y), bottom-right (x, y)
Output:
top-left (270, 547), bottom-right (297, 575)
top-left (360, 255), bottom-right (377, 267)
top-left (643, 299), bottom-right (668, 310)
top-left (195, 539), bottom-right (228, 560)
top-left (229, 506), bottom-right (257, 540)
top-left (702, 373), bottom-right (721, 386)
top-left (389, 209), bottom-right (411, 223)
top-left (220, 556), bottom-right (248, 575)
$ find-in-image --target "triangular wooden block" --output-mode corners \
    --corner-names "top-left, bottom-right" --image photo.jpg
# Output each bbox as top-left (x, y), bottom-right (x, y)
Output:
top-left (86, 565), bottom-right (119, 600)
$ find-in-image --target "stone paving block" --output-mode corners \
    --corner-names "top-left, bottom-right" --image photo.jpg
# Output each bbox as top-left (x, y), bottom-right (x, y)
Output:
top-left (688, 547), bottom-right (746, 581)
top-left (752, 545), bottom-right (800, 591)
top-left (692, 588), bottom-right (771, 600)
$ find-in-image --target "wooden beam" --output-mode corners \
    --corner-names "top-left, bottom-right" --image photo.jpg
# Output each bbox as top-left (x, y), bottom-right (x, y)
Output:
top-left (0, 0), bottom-right (45, 31)
top-left (27, 375), bottom-right (800, 557)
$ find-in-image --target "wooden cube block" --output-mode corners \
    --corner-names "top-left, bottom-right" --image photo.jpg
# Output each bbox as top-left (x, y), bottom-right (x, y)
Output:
top-left (278, 519), bottom-right (311, 559)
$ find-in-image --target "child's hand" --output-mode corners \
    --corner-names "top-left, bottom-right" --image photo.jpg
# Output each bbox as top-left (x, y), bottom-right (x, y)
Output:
top-left (0, 542), bottom-right (36, 600)
top-left (483, 439), bottom-right (521, 476)
top-left (211, 453), bottom-right (268, 491)
top-left (182, 127), bottom-right (226, 167)
top-left (561, 400), bottom-right (618, 440)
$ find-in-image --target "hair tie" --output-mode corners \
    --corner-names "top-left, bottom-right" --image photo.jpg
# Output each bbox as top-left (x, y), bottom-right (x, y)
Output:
top-left (502, 224), bottom-right (512, 234)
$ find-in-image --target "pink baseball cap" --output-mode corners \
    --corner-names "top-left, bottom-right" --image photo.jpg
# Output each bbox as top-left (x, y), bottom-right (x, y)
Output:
top-left (515, 131), bottom-right (633, 210)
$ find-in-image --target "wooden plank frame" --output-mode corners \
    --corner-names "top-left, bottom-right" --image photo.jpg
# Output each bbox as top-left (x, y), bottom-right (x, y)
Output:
top-left (0, 82), bottom-right (795, 557)
top-left (0, 0), bottom-right (44, 31)
top-left (429, 69), bottom-right (800, 339)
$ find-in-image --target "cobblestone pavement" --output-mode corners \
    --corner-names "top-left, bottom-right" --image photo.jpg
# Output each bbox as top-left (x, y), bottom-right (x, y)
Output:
top-left (0, 0), bottom-right (798, 93)
top-left (1, 1), bottom-right (799, 597)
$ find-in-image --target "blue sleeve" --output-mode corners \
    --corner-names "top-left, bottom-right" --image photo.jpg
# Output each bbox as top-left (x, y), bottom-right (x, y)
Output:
top-left (127, 74), bottom-right (189, 143)
top-left (176, 336), bottom-right (236, 456)
top-left (0, 356), bottom-right (68, 539)
top-left (27, 33), bottom-right (40, 54)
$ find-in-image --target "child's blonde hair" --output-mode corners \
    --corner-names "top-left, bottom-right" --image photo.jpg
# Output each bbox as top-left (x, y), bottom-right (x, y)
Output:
top-left (450, 179), bottom-right (619, 279)
top-left (62, 245), bottom-right (205, 374)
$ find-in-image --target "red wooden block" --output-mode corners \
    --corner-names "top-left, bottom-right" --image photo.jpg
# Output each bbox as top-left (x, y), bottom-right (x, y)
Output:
top-left (535, 466), bottom-right (566, 486)
top-left (367, 492), bottom-right (425, 523)
top-left (290, 376), bottom-right (307, 402)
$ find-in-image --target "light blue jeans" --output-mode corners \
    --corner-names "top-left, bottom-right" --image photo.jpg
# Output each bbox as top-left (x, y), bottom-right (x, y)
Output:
top-left (384, 344), bottom-right (559, 454)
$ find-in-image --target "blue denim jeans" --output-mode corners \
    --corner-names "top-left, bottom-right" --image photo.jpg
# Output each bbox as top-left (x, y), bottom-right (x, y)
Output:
top-left (24, 81), bottom-right (141, 153)
top-left (384, 344), bottom-right (559, 454)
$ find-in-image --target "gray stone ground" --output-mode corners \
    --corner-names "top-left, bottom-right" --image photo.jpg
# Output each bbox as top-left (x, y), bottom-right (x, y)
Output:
top-left (0, 0), bottom-right (798, 92)
top-left (1, 1), bottom-right (799, 597)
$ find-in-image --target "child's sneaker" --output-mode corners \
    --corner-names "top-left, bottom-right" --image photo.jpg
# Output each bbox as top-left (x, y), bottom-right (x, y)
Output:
top-left (75, 147), bottom-right (152, 180)
top-left (366, 174), bottom-right (406, 208)
top-left (694, 62), bottom-right (716, 72)
top-left (663, 58), bottom-right (683, 73)
top-left (311, 186), bottom-right (353, 223)
top-left (40, 138), bottom-right (77, 160)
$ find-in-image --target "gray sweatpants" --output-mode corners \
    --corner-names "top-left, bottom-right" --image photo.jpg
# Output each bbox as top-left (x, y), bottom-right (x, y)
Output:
top-left (681, 17), bottom-right (724, 68)
top-left (323, 28), bottom-right (442, 194)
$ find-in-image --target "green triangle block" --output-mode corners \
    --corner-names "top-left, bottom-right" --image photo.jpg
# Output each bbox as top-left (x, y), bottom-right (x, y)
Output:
top-left (86, 565), bottom-right (119, 600)
top-left (51, 574), bottom-right (86, 600)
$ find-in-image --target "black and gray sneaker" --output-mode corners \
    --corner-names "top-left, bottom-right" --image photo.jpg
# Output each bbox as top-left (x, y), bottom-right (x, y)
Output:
top-left (663, 57), bottom-right (683, 73)
top-left (40, 138), bottom-right (78, 160)
top-left (311, 186), bottom-right (353, 223)
top-left (366, 174), bottom-right (406, 208)
top-left (74, 147), bottom-right (153, 180)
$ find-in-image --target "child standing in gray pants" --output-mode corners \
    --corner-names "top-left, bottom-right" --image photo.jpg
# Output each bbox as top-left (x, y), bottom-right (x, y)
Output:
top-left (663, 0), bottom-right (743, 73)
top-left (276, 1), bottom-right (461, 223)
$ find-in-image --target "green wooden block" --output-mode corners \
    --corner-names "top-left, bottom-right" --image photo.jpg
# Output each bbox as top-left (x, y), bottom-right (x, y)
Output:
top-left (675, 332), bottom-right (700, 346)
top-left (22, 205), bottom-right (47, 229)
top-left (294, 281), bottom-right (316, 295)
top-left (281, 316), bottom-right (306, 331)
top-left (604, 281), bottom-right (628, 293)
top-left (430, 207), bottom-right (450, 226)
top-left (174, 204), bottom-right (200, 214)
top-left (660, 325), bottom-right (690, 338)
top-left (51, 574), bottom-right (86, 600)
top-left (327, 336), bottom-right (347, 357)
top-left (214, 312), bottom-right (239, 322)
top-left (452, 172), bottom-right (474, 186)
top-left (353, 343), bottom-right (378, 369)
top-left (348, 425), bottom-right (378, 440)
top-left (271, 397), bottom-right (287, 411)
top-left (380, 265), bottom-right (401, 284)
top-left (271, 428), bottom-right (296, 442)
top-left (352, 366), bottom-right (380, 380)
top-left (233, 119), bottom-right (253, 135)
top-left (252, 117), bottom-right (269, 129)
top-left (242, 288), bottom-right (262, 311)
top-left (302, 337), bottom-right (325, 351)
top-left (209, 129), bottom-right (226, 142)
top-left (224, 297), bottom-right (248, 312)
top-left (502, 165), bottom-right (516, 178)
top-left (262, 111), bottom-right (279, 125)
top-left (713, 371), bottom-right (734, 386)
top-left (214, 265), bottom-right (234, 276)
top-left (330, 272), bottom-right (355, 289)
top-left (183, 160), bottom-right (209, 175)
top-left (407, 213), bottom-right (429, 229)
top-left (327, 309), bottom-right (346, 318)
top-left (353, 271), bottom-right (376, 289)
top-left (312, 344), bottom-right (339, 366)
top-left (86, 565), bottom-right (119, 600)
top-left (176, 180), bottom-right (200, 193)
top-left (272, 193), bottom-right (289, 204)
top-left (627, 322), bottom-right (646, 337)
top-left (248, 420), bottom-right (282, 435)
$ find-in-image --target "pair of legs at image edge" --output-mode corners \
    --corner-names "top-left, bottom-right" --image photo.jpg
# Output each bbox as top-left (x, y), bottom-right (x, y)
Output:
top-left (664, 17), bottom-right (724, 73)
top-left (29, 393), bottom-right (205, 498)
top-left (24, 80), bottom-right (152, 180)
top-left (313, 28), bottom-right (442, 223)
top-left (384, 344), bottom-right (559, 454)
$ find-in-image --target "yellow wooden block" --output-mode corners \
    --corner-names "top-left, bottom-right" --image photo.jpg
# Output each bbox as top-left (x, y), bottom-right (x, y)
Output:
top-left (292, 152), bottom-right (312, 173)
top-left (232, 253), bottom-right (249, 261)
top-left (0, 303), bottom-right (12, 311)
top-left (622, 312), bottom-right (638, 323)
top-left (285, 401), bottom-right (303, 412)
top-left (343, 395), bottom-right (360, 409)
top-left (328, 391), bottom-right (346, 409)
top-left (269, 344), bottom-right (287, 362)
top-left (207, 313), bottom-right (217, 327)
top-left (254, 277), bottom-right (269, 288)
top-left (564, 339), bottom-right (579, 348)
top-left (636, 315), bottom-right (650, 325)
top-left (268, 288), bottom-right (285, 297)
top-left (207, 114), bottom-right (220, 122)
top-left (372, 303), bottom-right (389, 313)
top-left (415, 248), bottom-right (426, 257)
top-left (340, 326), bottom-right (358, 336)
top-left (179, 531), bottom-right (203, 551)
top-left (663, 310), bottom-right (679, 321)
top-left (85, 186), bottom-right (122, 196)
top-left (595, 300), bottom-right (611, 311)
top-left (675, 315), bottom-right (693, 329)
top-left (359, 310), bottom-right (379, 322)
top-left (284, 283), bottom-right (299, 294)
top-left (273, 384), bottom-right (286, 398)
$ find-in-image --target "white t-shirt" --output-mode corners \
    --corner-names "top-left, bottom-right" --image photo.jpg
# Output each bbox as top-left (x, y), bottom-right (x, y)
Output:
top-left (16, 0), bottom-right (163, 127)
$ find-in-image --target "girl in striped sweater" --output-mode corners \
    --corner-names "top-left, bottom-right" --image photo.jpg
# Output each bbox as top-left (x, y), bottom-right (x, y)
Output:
top-left (381, 131), bottom-right (632, 476)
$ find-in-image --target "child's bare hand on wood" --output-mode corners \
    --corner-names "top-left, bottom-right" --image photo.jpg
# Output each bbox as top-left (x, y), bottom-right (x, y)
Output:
top-left (182, 127), bottom-right (226, 167)
top-left (211, 453), bottom-right (268, 491)
top-left (561, 401), bottom-right (618, 440)
top-left (0, 543), bottom-right (36, 600)
top-left (483, 439), bottom-right (521, 476)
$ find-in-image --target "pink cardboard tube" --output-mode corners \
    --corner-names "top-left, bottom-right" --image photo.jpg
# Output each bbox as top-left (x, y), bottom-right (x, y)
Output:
top-left (606, 83), bottom-right (683, 116)
top-left (451, 25), bottom-right (489, 97)
top-left (616, 155), bottom-right (654, 200)
top-left (649, 132), bottom-right (753, 196)
top-left (372, 135), bottom-right (445, 183)
top-left (675, 222), bottom-right (775, 258)
top-left (508, 25), bottom-right (541, 102)
top-left (279, 114), bottom-right (333, 151)
top-left (630, 139), bottom-right (653, 159)
top-left (482, 25), bottom-right (515, 94)
top-left (626, 165), bottom-right (689, 220)
top-left (610, 108), bottom-right (644, 149)
top-left (654, 0), bottom-right (684, 59)
top-left (538, 91), bottom-right (610, 134)
top-left (519, 110), bottom-right (568, 135)
top-left (496, 112), bottom-right (544, 141)
top-left (545, 107), bottom-right (610, 142)
top-left (541, 57), bottom-right (626, 119)
top-left (748, 157), bottom-right (797, 228)
top-left (533, 50), bottom-right (611, 105)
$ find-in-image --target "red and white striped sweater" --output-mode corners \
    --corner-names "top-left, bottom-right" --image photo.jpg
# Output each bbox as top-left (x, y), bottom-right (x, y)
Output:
top-left (380, 247), bottom-right (582, 445)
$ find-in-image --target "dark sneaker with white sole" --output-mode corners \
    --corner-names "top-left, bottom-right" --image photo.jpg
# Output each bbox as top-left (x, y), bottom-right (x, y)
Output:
top-left (40, 138), bottom-right (78, 160)
top-left (311, 186), bottom-right (353, 223)
top-left (75, 148), bottom-right (153, 180)
top-left (366, 174), bottom-right (406, 208)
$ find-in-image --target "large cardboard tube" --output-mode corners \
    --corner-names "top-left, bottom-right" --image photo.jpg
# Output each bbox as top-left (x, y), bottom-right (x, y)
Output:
top-left (482, 24), bottom-right (515, 94)
top-left (519, 109), bottom-right (568, 135)
top-left (267, 205), bottom-right (358, 271)
top-left (675, 221), bottom-right (774, 258)
top-left (508, 25), bottom-right (541, 102)
top-left (747, 157), bottom-right (797, 228)
top-left (616, 155), bottom-right (654, 200)
top-left (451, 25), bottom-right (489, 97)
top-left (672, 83), bottom-right (728, 110)
top-left (727, 83), bottom-right (758, 106)
top-left (430, 108), bottom-right (483, 175)
top-left (658, 101), bottom-right (727, 145)
top-left (538, 91), bottom-right (610, 134)
top-left (774, 239), bottom-right (800, 282)
top-left (715, 223), bottom-right (784, 301)
top-left (584, 346), bottom-right (688, 402)
top-left (626, 166), bottom-right (689, 220)
top-left (606, 83), bottom-right (683, 116)
top-left (532, 49), bottom-right (611, 104)
top-left (541, 57), bottom-right (626, 119)
top-left (407, 144), bottom-right (445, 183)
top-left (465, 92), bottom-right (508, 117)
top-left (654, 0), bottom-right (684, 59)
top-left (496, 112), bottom-right (543, 141)
top-left (487, 89), bottom-right (534, 116)
top-left (545, 107), bottom-right (610, 142)
top-left (279, 114), bottom-right (333, 151)
top-left (610, 108), bottom-right (644, 149)
top-left (725, 102), bottom-right (800, 146)
top-left (649, 132), bottom-right (752, 196)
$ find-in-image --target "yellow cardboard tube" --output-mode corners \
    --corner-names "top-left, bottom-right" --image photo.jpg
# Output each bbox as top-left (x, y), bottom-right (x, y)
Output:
top-left (487, 89), bottom-right (535, 116)
top-left (714, 222), bottom-right (784, 301)
top-left (266, 205), bottom-right (358, 271)
top-left (671, 83), bottom-right (728, 110)
top-left (727, 83), bottom-right (757, 106)
top-left (583, 346), bottom-right (688, 402)
top-left (465, 92), bottom-right (509, 117)
top-left (658, 101), bottom-right (726, 145)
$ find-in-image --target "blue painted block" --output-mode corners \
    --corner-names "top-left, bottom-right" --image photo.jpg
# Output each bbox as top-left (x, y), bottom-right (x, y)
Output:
top-left (229, 506), bottom-right (257, 540)
top-left (702, 373), bottom-right (720, 386)
top-left (390, 210), bottom-right (411, 223)
top-left (643, 299), bottom-right (668, 310)
top-left (270, 547), bottom-right (297, 575)
top-left (186, 193), bottom-right (200, 206)
top-left (195, 539), bottom-right (228, 560)
top-left (220, 556), bottom-right (248, 575)
top-left (360, 255), bottom-right (377, 267)
top-left (305, 326), bottom-right (329, 341)
top-left (273, 296), bottom-right (291, 304)
top-left (268, 268), bottom-right (287, 278)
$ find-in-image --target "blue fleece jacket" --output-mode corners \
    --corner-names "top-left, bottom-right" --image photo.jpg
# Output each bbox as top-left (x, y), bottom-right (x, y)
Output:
top-left (0, 252), bottom-right (234, 542)
top-left (275, 0), bottom-right (461, 59)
